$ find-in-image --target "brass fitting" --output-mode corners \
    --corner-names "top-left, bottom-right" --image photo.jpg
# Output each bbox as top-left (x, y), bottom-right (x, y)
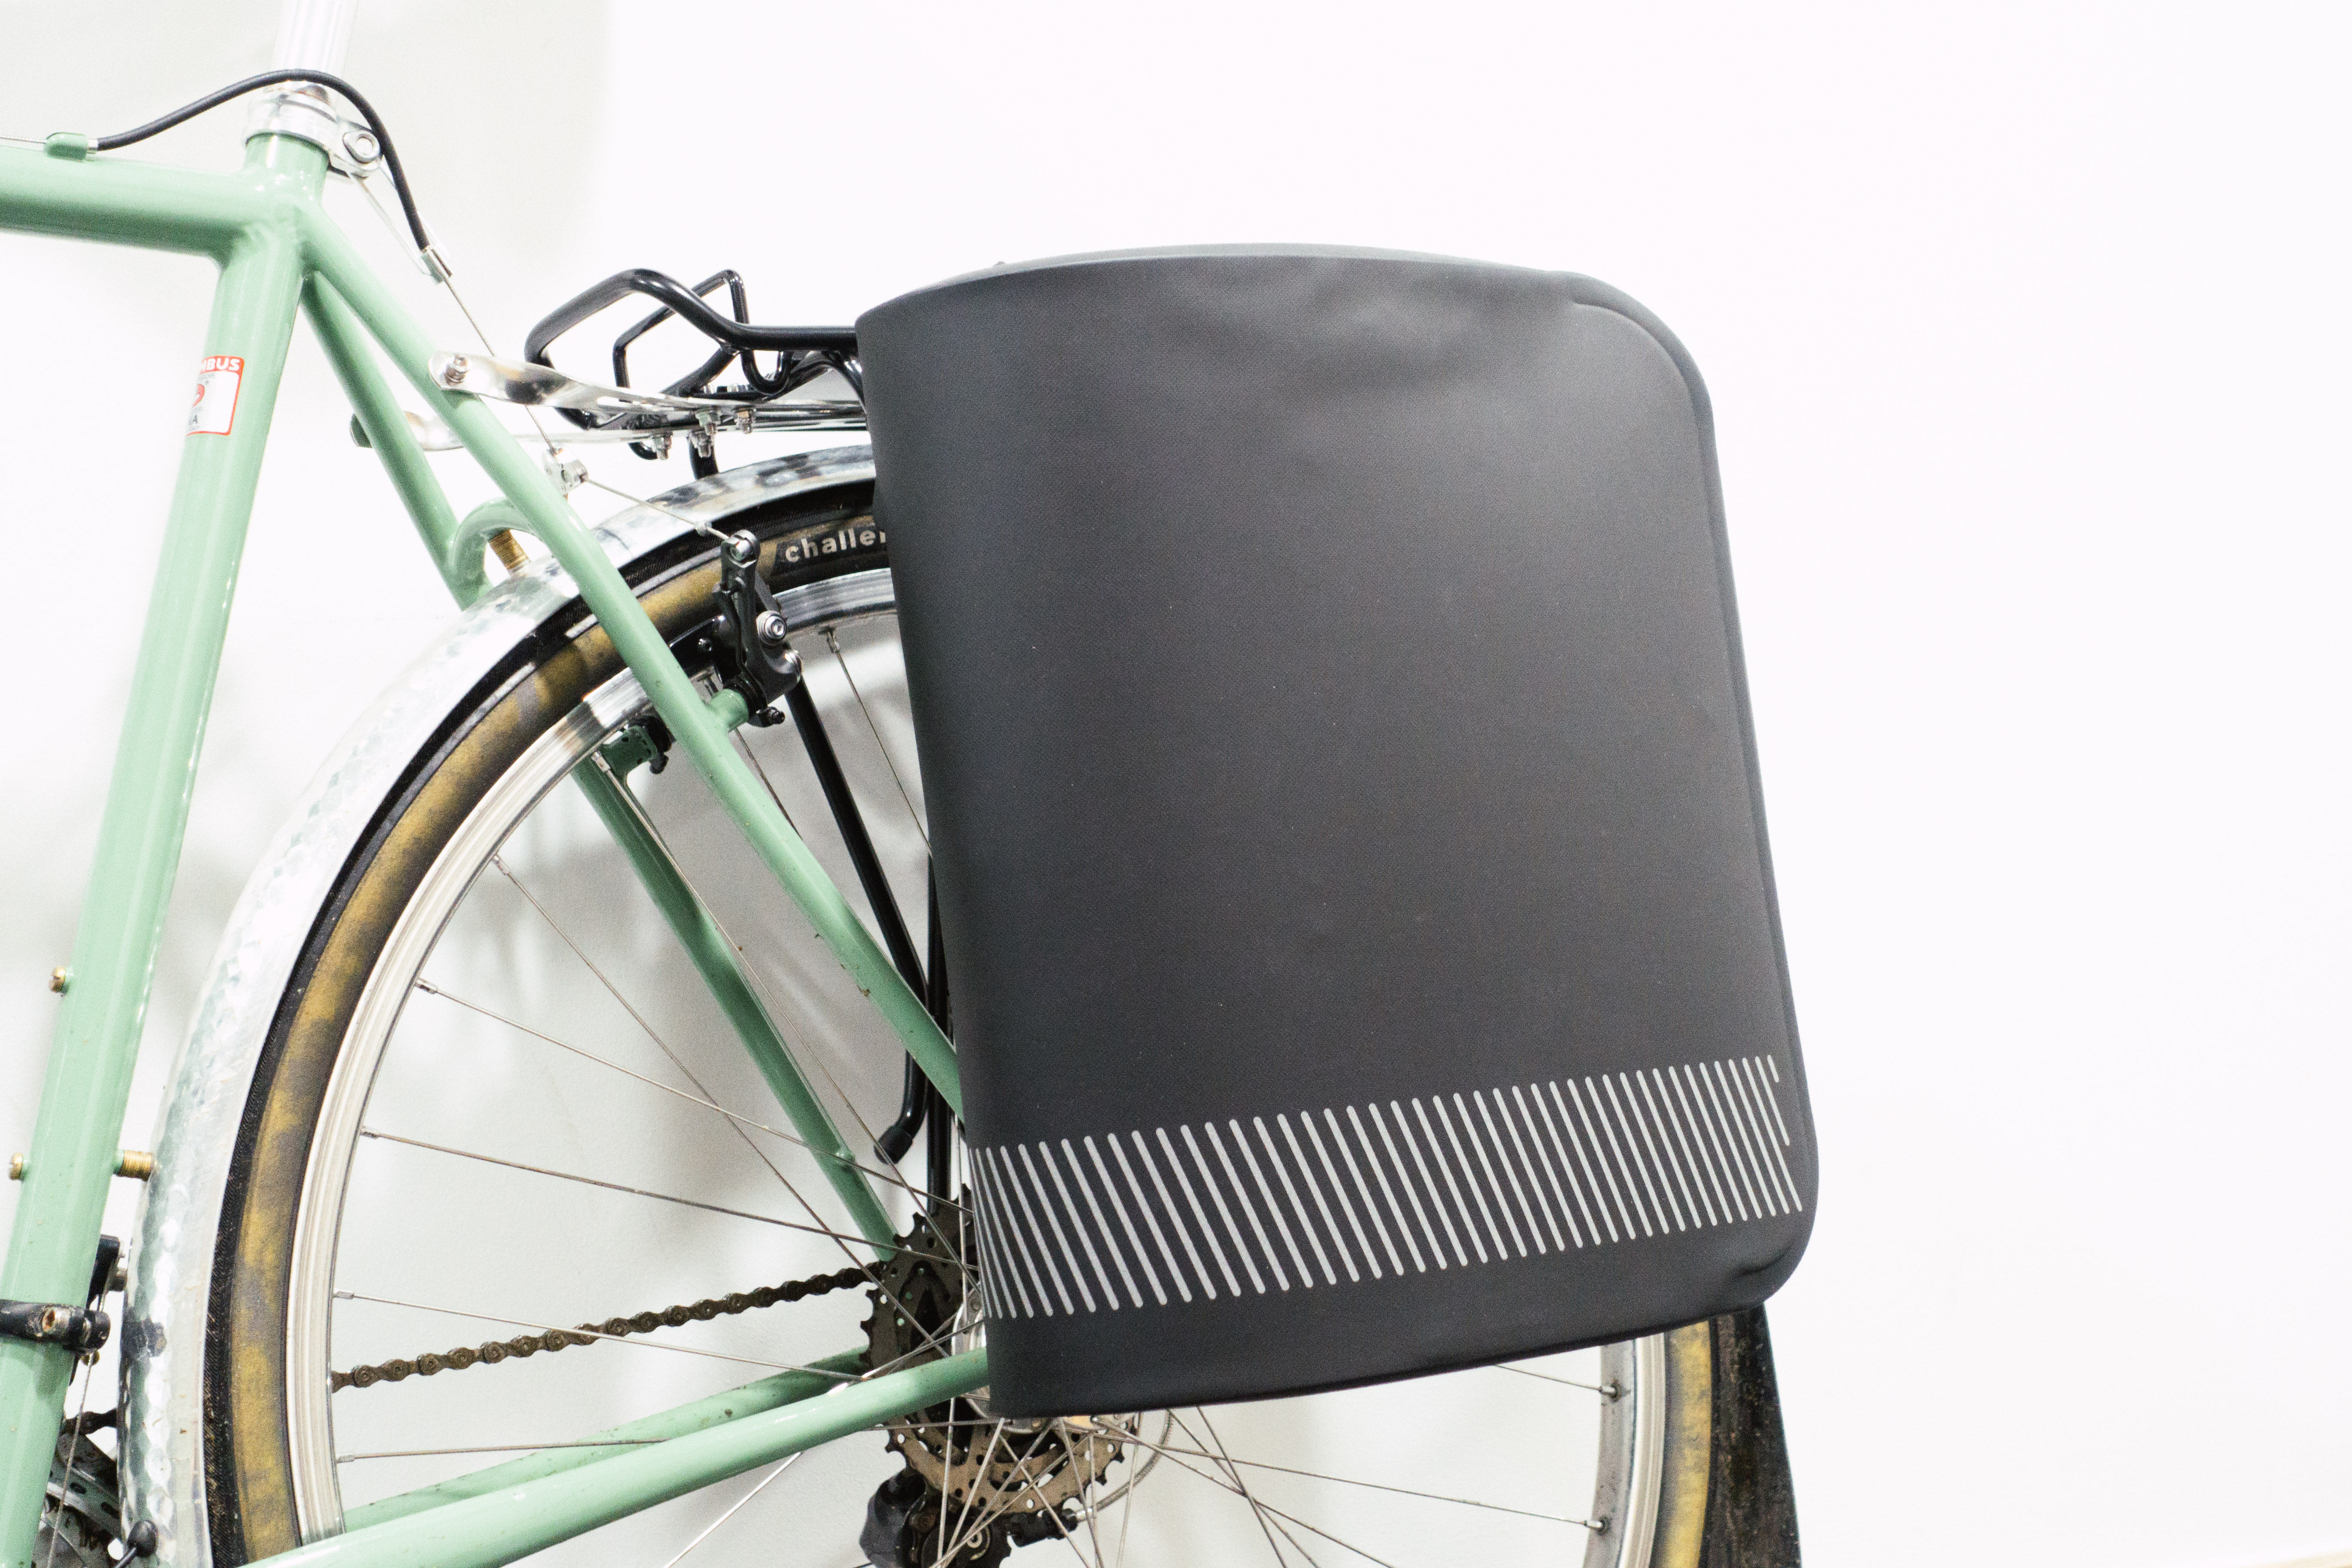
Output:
top-left (487, 529), bottom-right (530, 574)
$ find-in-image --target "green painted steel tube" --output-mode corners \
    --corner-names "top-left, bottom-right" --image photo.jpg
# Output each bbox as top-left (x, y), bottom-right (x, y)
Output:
top-left (343, 1350), bottom-right (866, 1530)
top-left (250, 1351), bottom-right (987, 1568)
top-left (0, 143), bottom-right (267, 257)
top-left (0, 135), bottom-right (326, 1568)
top-left (302, 278), bottom-right (482, 602)
top-left (575, 760), bottom-right (896, 1246)
top-left (298, 207), bottom-right (964, 1119)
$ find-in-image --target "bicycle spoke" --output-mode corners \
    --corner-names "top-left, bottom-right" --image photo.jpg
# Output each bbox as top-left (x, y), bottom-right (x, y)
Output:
top-left (354, 1129), bottom-right (955, 1263)
top-left (1491, 1361), bottom-right (1617, 1395)
top-left (492, 850), bottom-right (830, 1207)
top-left (390, 979), bottom-right (968, 1405)
top-left (941, 1426), bottom-right (1054, 1564)
top-left (1179, 1411), bottom-right (1291, 1568)
top-left (729, 726), bottom-right (804, 838)
top-left (940, 1420), bottom-right (1005, 1565)
top-left (486, 798), bottom-right (965, 1368)
top-left (1114, 1460), bottom-right (1135, 1568)
top-left (995, 1420), bottom-right (1132, 1568)
top-left (41, 1352), bottom-right (97, 1568)
top-left (504, 783), bottom-right (944, 1221)
top-left (820, 626), bottom-right (928, 850)
top-left (406, 979), bottom-right (954, 1216)
top-left (653, 1453), bottom-right (801, 1568)
top-left (1102, 1420), bottom-right (1396, 1568)
top-left (1106, 1418), bottom-right (1592, 1526)
top-left (1058, 1425), bottom-right (1112, 1568)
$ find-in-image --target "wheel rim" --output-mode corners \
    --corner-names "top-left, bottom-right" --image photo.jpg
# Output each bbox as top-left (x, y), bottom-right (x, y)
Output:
top-left (273, 554), bottom-right (1663, 1567)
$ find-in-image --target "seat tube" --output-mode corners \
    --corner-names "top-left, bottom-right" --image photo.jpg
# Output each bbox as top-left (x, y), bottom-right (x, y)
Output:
top-left (0, 143), bottom-right (316, 1568)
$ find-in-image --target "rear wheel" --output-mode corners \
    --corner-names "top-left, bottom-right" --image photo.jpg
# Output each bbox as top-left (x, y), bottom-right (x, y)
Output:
top-left (202, 490), bottom-right (1796, 1568)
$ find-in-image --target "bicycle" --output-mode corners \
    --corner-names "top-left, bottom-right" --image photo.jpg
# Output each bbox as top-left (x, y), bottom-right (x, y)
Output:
top-left (0, 6), bottom-right (1804, 1566)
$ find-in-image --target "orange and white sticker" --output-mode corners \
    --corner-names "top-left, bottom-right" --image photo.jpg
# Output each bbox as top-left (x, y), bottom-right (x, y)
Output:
top-left (187, 355), bottom-right (244, 436)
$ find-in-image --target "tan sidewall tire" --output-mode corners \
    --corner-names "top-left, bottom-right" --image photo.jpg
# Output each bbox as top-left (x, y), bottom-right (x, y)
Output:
top-left (203, 502), bottom-right (879, 1565)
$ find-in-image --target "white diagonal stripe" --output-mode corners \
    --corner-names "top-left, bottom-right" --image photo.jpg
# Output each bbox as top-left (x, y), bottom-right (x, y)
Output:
top-left (1703, 1061), bottom-right (1777, 1216)
top-left (1240, 1117), bottom-right (1324, 1286)
top-left (1132, 1131), bottom-right (1215, 1301)
top-left (1689, 1064), bottom-right (1760, 1219)
top-left (1159, 1126), bottom-right (1243, 1297)
top-left (1614, 1073), bottom-right (1688, 1233)
top-left (1752, 1055), bottom-right (1795, 1145)
top-left (1548, 1080), bottom-right (1622, 1242)
top-left (1468, 1092), bottom-right (1538, 1256)
top-left (1440, 1094), bottom-right (1516, 1259)
top-left (980, 1148), bottom-right (1060, 1315)
top-left (1600, 1074), bottom-right (1676, 1233)
top-left (1647, 1070), bottom-right (1718, 1227)
top-left (1276, 1115), bottom-right (1358, 1282)
top-left (1664, 1067), bottom-right (1732, 1224)
top-left (970, 1158), bottom-right (1032, 1317)
top-left (1531, 1082), bottom-right (1600, 1246)
top-left (1060, 1139), bottom-right (1142, 1308)
top-left (1210, 1119), bottom-right (1295, 1291)
top-left (1568, 1078), bottom-right (1646, 1237)
top-left (1389, 1100), bottom-right (1467, 1267)
top-left (1017, 1144), bottom-right (1097, 1311)
top-left (1189, 1124), bottom-right (1272, 1293)
top-left (1734, 1059), bottom-right (1803, 1212)
top-left (1415, 1097), bottom-right (1491, 1263)
top-left (1513, 1085), bottom-right (1582, 1248)
top-left (1351, 1105), bottom-right (1428, 1273)
top-left (1499, 1087), bottom-right (1568, 1251)
top-left (1713, 1059), bottom-right (1786, 1215)
top-left (974, 1149), bottom-right (1040, 1316)
top-left (1305, 1111), bottom-right (1385, 1279)
top-left (1086, 1136), bottom-right (1167, 1306)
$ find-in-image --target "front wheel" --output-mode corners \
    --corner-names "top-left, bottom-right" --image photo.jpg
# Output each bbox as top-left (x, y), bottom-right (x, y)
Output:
top-left (193, 478), bottom-right (1797, 1568)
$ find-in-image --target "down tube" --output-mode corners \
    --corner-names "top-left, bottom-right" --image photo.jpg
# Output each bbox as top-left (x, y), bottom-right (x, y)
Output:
top-left (0, 217), bottom-right (311, 1562)
top-left (296, 216), bottom-right (964, 1120)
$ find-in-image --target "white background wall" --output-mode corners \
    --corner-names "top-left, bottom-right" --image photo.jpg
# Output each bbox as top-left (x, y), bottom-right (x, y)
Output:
top-left (2, 3), bottom-right (2347, 1565)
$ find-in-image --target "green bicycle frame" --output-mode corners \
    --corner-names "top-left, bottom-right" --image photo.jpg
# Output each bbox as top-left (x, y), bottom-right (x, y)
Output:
top-left (0, 127), bottom-right (971, 1568)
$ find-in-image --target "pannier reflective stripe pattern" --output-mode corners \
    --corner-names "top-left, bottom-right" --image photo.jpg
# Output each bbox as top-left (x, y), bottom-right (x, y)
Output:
top-left (968, 1057), bottom-right (1799, 1320)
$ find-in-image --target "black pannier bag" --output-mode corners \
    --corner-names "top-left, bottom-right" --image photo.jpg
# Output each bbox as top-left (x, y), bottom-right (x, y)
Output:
top-left (856, 246), bottom-right (1815, 1416)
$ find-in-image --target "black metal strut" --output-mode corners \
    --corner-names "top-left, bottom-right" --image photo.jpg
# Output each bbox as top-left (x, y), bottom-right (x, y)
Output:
top-left (784, 679), bottom-right (926, 1003)
top-left (921, 873), bottom-right (956, 1200)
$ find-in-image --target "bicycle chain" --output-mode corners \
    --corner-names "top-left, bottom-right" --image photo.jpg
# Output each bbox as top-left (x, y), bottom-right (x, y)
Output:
top-left (330, 1264), bottom-right (871, 1392)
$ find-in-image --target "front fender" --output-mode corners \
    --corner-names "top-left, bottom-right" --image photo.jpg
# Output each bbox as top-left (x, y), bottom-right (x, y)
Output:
top-left (121, 446), bottom-right (875, 1568)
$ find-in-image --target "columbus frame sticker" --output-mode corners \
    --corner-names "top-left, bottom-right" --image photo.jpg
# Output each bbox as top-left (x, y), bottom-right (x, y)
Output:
top-left (187, 355), bottom-right (243, 436)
